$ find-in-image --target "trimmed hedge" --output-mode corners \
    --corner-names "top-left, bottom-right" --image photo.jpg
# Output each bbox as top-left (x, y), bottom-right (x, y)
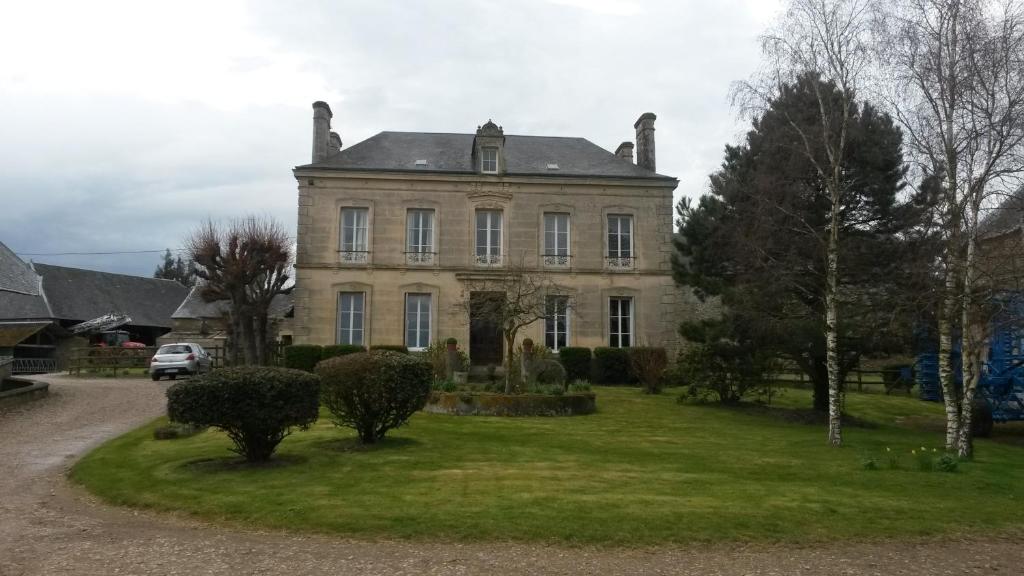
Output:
top-left (558, 347), bottom-right (592, 382)
top-left (592, 347), bottom-right (632, 384)
top-left (629, 347), bottom-right (668, 394)
top-left (316, 351), bottom-right (432, 444)
top-left (370, 345), bottom-right (409, 354)
top-left (166, 366), bottom-right (320, 462)
top-left (283, 345), bottom-right (323, 372)
top-left (322, 344), bottom-right (367, 361)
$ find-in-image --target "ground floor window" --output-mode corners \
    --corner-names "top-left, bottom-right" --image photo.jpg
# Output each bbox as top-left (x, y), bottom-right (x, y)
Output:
top-left (337, 292), bottom-right (365, 345)
top-left (405, 293), bottom-right (432, 351)
top-left (609, 296), bottom-right (632, 348)
top-left (545, 295), bottom-right (569, 351)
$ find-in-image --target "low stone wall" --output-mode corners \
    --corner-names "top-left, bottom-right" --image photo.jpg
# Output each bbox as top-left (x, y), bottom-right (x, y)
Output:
top-left (0, 377), bottom-right (50, 406)
top-left (424, 391), bottom-right (596, 417)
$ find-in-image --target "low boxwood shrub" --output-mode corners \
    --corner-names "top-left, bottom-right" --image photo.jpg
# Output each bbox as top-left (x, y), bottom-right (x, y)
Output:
top-left (166, 366), bottom-right (320, 462)
top-left (370, 344), bottom-right (409, 353)
top-left (629, 347), bottom-right (668, 394)
top-left (317, 351), bottom-right (432, 444)
top-left (557, 347), bottom-right (592, 383)
top-left (321, 344), bottom-right (366, 361)
top-left (283, 344), bottom-right (323, 372)
top-left (592, 347), bottom-right (632, 385)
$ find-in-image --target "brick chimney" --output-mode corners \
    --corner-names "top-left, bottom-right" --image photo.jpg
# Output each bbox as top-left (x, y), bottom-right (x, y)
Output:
top-left (615, 141), bottom-right (634, 163)
top-left (634, 112), bottom-right (656, 172)
top-left (312, 101), bottom-right (333, 163)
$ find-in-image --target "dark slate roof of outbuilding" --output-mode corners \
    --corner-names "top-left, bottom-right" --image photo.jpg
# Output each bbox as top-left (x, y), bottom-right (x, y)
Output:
top-left (296, 131), bottom-right (675, 180)
top-left (980, 189), bottom-right (1024, 239)
top-left (171, 284), bottom-right (294, 320)
top-left (32, 263), bottom-right (188, 328)
top-left (0, 242), bottom-right (51, 321)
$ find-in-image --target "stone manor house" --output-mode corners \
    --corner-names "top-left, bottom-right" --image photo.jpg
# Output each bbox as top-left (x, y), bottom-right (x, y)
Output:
top-left (292, 101), bottom-right (691, 366)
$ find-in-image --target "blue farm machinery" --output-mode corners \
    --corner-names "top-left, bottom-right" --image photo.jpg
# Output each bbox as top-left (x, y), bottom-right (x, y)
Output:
top-left (917, 306), bottom-right (1024, 436)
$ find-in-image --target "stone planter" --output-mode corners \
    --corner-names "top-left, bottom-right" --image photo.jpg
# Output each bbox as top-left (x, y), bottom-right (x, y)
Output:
top-left (424, 391), bottom-right (596, 417)
top-left (0, 377), bottom-right (49, 406)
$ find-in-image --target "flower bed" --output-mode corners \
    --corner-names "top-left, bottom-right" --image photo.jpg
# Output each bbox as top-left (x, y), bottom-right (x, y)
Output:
top-left (423, 391), bottom-right (596, 416)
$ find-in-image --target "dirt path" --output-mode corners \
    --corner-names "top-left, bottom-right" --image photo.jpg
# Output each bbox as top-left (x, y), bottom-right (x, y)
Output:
top-left (0, 374), bottom-right (1020, 575)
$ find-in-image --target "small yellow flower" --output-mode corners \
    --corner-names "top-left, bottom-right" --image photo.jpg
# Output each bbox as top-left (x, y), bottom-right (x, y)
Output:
top-left (921, 446), bottom-right (927, 451)
top-left (932, 448), bottom-right (937, 453)
top-left (912, 449), bottom-right (917, 455)
top-left (886, 447), bottom-right (891, 452)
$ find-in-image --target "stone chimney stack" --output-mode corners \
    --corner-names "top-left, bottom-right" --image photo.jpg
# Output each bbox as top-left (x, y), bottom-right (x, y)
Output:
top-left (634, 112), bottom-right (656, 172)
top-left (312, 101), bottom-right (334, 163)
top-left (615, 141), bottom-right (634, 163)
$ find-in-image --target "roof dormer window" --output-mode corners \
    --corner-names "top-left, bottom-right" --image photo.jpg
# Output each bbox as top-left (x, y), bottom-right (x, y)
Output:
top-left (481, 147), bottom-right (498, 173)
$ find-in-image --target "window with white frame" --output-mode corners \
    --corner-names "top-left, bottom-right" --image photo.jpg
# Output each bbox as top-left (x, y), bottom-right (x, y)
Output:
top-left (336, 292), bottom-right (365, 345)
top-left (545, 295), bottom-right (569, 351)
top-left (606, 214), bottom-right (633, 269)
top-left (475, 210), bottom-right (502, 265)
top-left (481, 147), bottom-right (498, 173)
top-left (609, 296), bottom-right (633, 348)
top-left (406, 209), bottom-right (434, 264)
top-left (340, 207), bottom-right (369, 263)
top-left (405, 293), bottom-right (432, 351)
top-left (543, 213), bottom-right (570, 267)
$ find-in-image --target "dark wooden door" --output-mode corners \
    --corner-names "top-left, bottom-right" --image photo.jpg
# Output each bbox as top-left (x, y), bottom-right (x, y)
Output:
top-left (469, 291), bottom-right (504, 366)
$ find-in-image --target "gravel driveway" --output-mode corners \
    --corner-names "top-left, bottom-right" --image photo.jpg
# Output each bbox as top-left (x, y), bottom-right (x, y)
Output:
top-left (0, 374), bottom-right (1021, 575)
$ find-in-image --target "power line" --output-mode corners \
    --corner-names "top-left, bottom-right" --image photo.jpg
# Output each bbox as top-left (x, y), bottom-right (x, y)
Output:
top-left (15, 248), bottom-right (186, 257)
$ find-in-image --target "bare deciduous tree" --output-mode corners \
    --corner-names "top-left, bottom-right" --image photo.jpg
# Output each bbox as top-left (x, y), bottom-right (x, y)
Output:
top-left (457, 259), bottom-right (574, 394)
top-left (186, 216), bottom-right (293, 366)
top-left (879, 0), bottom-right (1024, 456)
top-left (741, 0), bottom-right (877, 446)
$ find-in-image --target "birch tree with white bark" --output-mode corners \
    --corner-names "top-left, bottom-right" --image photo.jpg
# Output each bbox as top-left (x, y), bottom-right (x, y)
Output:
top-left (878, 0), bottom-right (1024, 456)
top-left (743, 0), bottom-right (878, 446)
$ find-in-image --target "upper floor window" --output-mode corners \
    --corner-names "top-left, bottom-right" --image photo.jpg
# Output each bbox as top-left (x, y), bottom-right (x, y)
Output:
top-left (606, 214), bottom-right (634, 269)
top-left (609, 296), bottom-right (632, 348)
top-left (481, 147), bottom-right (498, 173)
top-left (406, 209), bottom-right (435, 265)
top-left (337, 292), bottom-right (365, 345)
top-left (340, 207), bottom-right (369, 263)
top-left (543, 213), bottom-right (570, 267)
top-left (475, 209), bottom-right (502, 265)
top-left (545, 295), bottom-right (569, 351)
top-left (405, 293), bottom-right (432, 351)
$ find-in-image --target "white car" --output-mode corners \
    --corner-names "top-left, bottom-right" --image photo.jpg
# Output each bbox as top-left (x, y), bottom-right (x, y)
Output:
top-left (150, 343), bottom-right (212, 381)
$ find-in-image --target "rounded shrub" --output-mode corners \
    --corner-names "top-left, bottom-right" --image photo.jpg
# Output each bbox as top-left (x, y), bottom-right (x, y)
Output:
top-left (557, 347), bottom-right (592, 382)
top-left (316, 350), bottom-right (433, 444)
top-left (283, 344), bottom-right (323, 372)
top-left (166, 366), bottom-right (320, 462)
top-left (321, 344), bottom-right (366, 361)
top-left (592, 347), bottom-right (633, 385)
top-left (629, 347), bottom-right (668, 394)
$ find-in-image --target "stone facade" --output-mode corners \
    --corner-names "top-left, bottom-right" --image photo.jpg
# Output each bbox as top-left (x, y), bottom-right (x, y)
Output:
top-left (292, 105), bottom-right (703, 362)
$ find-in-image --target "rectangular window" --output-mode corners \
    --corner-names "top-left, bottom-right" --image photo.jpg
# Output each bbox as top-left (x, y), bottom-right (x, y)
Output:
top-left (405, 293), bottom-right (432, 351)
top-left (481, 147), bottom-right (498, 173)
top-left (543, 213), bottom-right (570, 267)
top-left (606, 214), bottom-right (633, 269)
top-left (609, 297), bottom-right (632, 348)
top-left (336, 292), bottom-right (365, 345)
top-left (475, 210), bottom-right (502, 265)
top-left (545, 295), bottom-right (569, 351)
top-left (406, 209), bottom-right (434, 264)
top-left (340, 207), bottom-right (369, 263)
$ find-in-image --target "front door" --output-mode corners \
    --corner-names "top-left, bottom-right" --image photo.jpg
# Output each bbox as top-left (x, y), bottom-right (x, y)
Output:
top-left (469, 291), bottom-right (504, 366)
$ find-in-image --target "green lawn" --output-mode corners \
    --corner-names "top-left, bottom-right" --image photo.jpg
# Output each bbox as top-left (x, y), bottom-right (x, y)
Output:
top-left (70, 387), bottom-right (1024, 545)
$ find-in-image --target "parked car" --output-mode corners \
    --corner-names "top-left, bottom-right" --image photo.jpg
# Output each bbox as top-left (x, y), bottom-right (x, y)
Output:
top-left (150, 343), bottom-right (211, 381)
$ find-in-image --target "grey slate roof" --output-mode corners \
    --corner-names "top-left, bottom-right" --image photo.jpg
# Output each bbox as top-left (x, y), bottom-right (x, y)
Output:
top-left (32, 263), bottom-right (188, 328)
top-left (0, 242), bottom-right (50, 320)
top-left (980, 189), bottom-right (1024, 239)
top-left (171, 284), bottom-right (293, 320)
top-left (296, 132), bottom-right (675, 180)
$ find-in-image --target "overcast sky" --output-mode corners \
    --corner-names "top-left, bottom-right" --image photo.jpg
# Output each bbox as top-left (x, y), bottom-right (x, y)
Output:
top-left (0, 0), bottom-right (781, 277)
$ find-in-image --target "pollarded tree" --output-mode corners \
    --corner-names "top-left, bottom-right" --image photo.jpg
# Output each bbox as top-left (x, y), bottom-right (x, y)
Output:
top-left (674, 75), bottom-right (930, 420)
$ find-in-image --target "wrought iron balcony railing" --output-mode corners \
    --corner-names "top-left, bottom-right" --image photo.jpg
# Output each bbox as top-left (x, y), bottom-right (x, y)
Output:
top-left (474, 253), bottom-right (503, 266)
top-left (541, 253), bottom-right (572, 268)
top-left (339, 250), bottom-right (370, 264)
top-left (404, 251), bottom-right (437, 265)
top-left (604, 255), bottom-right (636, 270)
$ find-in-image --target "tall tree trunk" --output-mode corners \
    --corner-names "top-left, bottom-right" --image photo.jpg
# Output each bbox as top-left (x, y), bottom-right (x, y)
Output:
top-left (503, 330), bottom-right (516, 394)
top-left (254, 311), bottom-right (269, 366)
top-left (957, 199), bottom-right (982, 459)
top-left (825, 199), bottom-right (842, 447)
top-left (938, 248), bottom-right (961, 451)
